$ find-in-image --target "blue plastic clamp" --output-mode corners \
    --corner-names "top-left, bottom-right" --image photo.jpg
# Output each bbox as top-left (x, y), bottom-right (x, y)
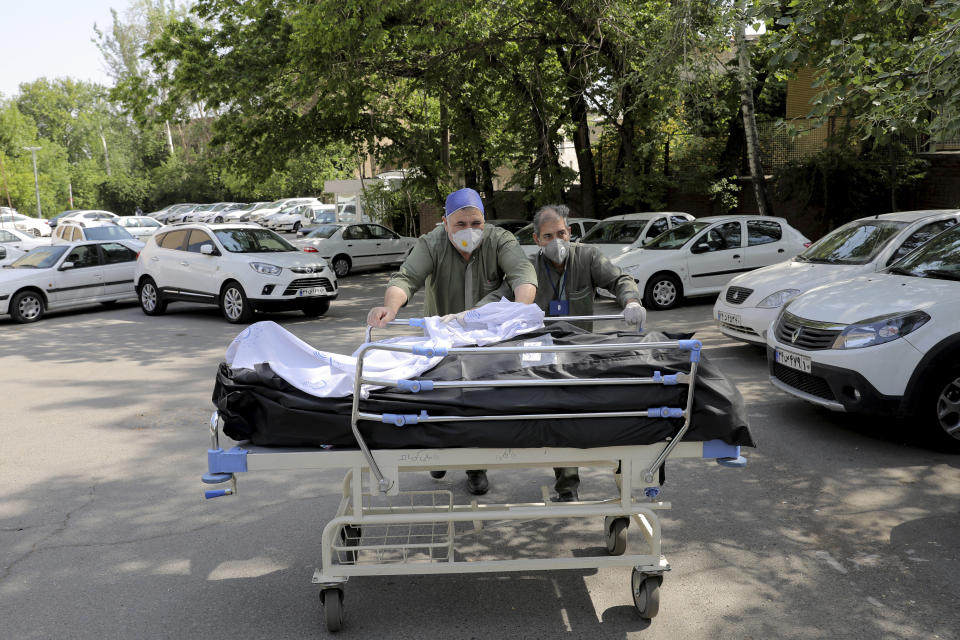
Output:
top-left (717, 456), bottom-right (748, 468)
top-left (381, 410), bottom-right (429, 426)
top-left (644, 487), bottom-right (661, 499)
top-left (677, 339), bottom-right (703, 362)
top-left (652, 371), bottom-right (679, 385)
top-left (397, 379), bottom-right (435, 393)
top-left (648, 407), bottom-right (684, 418)
top-left (408, 318), bottom-right (426, 327)
top-left (205, 489), bottom-right (233, 499)
top-left (412, 345), bottom-right (448, 357)
top-left (207, 447), bottom-right (248, 473)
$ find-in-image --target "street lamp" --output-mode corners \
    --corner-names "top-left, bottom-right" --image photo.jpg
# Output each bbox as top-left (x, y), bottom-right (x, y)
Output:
top-left (23, 146), bottom-right (42, 218)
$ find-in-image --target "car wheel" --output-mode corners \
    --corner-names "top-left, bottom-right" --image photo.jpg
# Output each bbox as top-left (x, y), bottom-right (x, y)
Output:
top-left (31, 228), bottom-right (41, 237)
top-left (139, 278), bottom-right (167, 316)
top-left (332, 255), bottom-right (351, 278)
top-left (644, 272), bottom-right (682, 310)
top-left (10, 290), bottom-right (44, 323)
top-left (293, 221), bottom-right (301, 232)
top-left (922, 364), bottom-right (960, 451)
top-left (214, 216), bottom-right (223, 224)
top-left (301, 299), bottom-right (330, 317)
top-left (220, 281), bottom-right (254, 323)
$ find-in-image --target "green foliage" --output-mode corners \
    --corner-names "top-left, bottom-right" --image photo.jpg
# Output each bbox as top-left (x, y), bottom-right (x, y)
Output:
top-left (98, 173), bottom-right (151, 214)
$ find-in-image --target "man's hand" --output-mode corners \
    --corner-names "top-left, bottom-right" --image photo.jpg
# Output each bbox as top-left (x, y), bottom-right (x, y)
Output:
top-left (623, 301), bottom-right (646, 327)
top-left (367, 306), bottom-right (397, 328)
top-left (439, 311), bottom-right (467, 326)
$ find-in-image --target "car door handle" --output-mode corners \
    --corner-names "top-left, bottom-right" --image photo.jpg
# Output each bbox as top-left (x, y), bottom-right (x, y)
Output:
top-left (180, 261), bottom-right (189, 266)
top-left (95, 274), bottom-right (103, 279)
top-left (778, 248), bottom-right (785, 253)
top-left (733, 254), bottom-right (741, 259)
top-left (347, 244), bottom-right (353, 247)
top-left (151, 256), bottom-right (160, 261)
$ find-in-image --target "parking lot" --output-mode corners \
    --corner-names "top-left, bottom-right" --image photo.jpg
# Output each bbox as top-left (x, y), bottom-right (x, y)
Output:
top-left (1, 269), bottom-right (958, 639)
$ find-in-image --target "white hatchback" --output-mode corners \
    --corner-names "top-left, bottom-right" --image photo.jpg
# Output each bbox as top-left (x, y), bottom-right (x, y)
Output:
top-left (0, 210), bottom-right (51, 237)
top-left (714, 209), bottom-right (960, 344)
top-left (611, 215), bottom-right (810, 310)
top-left (293, 222), bottom-right (416, 277)
top-left (135, 223), bottom-right (338, 323)
top-left (579, 212), bottom-right (695, 259)
top-left (766, 223), bottom-right (960, 449)
top-left (116, 215), bottom-right (165, 237)
top-left (0, 241), bottom-right (140, 323)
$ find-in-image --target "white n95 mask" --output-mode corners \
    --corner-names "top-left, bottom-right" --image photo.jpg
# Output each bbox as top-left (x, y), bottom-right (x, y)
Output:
top-left (542, 238), bottom-right (569, 263)
top-left (451, 228), bottom-right (483, 253)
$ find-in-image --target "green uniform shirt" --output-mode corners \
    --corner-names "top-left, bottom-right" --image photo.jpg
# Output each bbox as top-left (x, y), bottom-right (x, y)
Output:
top-left (495, 243), bottom-right (641, 317)
top-left (387, 224), bottom-right (538, 316)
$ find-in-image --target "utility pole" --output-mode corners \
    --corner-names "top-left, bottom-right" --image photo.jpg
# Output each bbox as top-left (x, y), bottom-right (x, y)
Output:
top-left (0, 154), bottom-right (12, 207)
top-left (23, 146), bottom-right (42, 218)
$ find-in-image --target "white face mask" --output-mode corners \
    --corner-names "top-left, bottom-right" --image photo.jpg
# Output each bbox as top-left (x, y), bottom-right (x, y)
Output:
top-left (450, 227), bottom-right (483, 253)
top-left (542, 238), bottom-right (569, 263)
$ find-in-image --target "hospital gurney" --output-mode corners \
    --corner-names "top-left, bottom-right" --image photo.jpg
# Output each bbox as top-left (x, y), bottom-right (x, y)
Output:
top-left (202, 315), bottom-right (751, 632)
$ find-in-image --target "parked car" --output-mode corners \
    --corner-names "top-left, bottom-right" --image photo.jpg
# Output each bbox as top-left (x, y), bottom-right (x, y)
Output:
top-left (52, 220), bottom-right (145, 250)
top-left (0, 227), bottom-right (50, 252)
top-left (713, 209), bottom-right (960, 345)
top-left (610, 215), bottom-right (810, 310)
top-left (116, 215), bottom-right (165, 238)
top-left (0, 211), bottom-right (51, 237)
top-left (579, 212), bottom-right (695, 259)
top-left (293, 223), bottom-right (416, 277)
top-left (259, 205), bottom-right (301, 230)
top-left (767, 223), bottom-right (960, 450)
top-left (221, 202), bottom-right (269, 223)
top-left (58, 209), bottom-right (120, 226)
top-left (195, 203), bottom-right (247, 223)
top-left (0, 244), bottom-right (27, 266)
top-left (274, 204), bottom-right (338, 233)
top-left (135, 223), bottom-right (338, 323)
top-left (248, 198), bottom-right (321, 223)
top-left (0, 241), bottom-right (140, 323)
top-left (484, 219), bottom-right (531, 234)
top-left (155, 204), bottom-right (199, 223)
top-left (513, 218), bottom-right (600, 257)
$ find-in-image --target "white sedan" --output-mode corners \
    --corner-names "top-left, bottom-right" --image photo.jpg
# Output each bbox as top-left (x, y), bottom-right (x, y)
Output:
top-left (713, 209), bottom-right (960, 345)
top-left (610, 215), bottom-right (810, 310)
top-left (294, 223), bottom-right (416, 277)
top-left (116, 215), bottom-right (165, 237)
top-left (0, 241), bottom-right (140, 323)
top-left (0, 228), bottom-right (49, 265)
top-left (579, 212), bottom-right (695, 258)
top-left (0, 211), bottom-right (51, 237)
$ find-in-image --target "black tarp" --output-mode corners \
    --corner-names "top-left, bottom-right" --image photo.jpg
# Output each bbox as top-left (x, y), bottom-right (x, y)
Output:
top-left (213, 325), bottom-right (755, 450)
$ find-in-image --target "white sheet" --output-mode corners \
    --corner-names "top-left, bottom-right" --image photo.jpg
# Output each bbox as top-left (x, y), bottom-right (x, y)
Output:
top-left (224, 300), bottom-right (545, 398)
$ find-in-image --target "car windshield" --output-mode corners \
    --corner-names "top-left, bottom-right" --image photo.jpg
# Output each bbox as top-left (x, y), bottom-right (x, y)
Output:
top-left (85, 226), bottom-right (135, 240)
top-left (515, 225), bottom-right (535, 245)
top-left (8, 245), bottom-right (68, 268)
top-left (645, 221), bottom-right (711, 249)
top-left (304, 225), bottom-right (340, 239)
top-left (581, 220), bottom-right (652, 244)
top-left (215, 228), bottom-right (297, 252)
top-left (887, 225), bottom-right (960, 280)
top-left (310, 210), bottom-right (336, 223)
top-left (798, 220), bottom-right (907, 265)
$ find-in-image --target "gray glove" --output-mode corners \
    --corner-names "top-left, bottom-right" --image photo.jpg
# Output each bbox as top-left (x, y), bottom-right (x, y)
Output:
top-left (623, 301), bottom-right (646, 327)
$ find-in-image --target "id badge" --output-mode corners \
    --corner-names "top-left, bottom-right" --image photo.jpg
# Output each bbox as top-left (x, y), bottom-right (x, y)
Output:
top-left (548, 299), bottom-right (569, 316)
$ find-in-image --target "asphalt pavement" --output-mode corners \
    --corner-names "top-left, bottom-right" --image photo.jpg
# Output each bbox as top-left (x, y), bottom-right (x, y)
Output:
top-left (1, 269), bottom-right (957, 639)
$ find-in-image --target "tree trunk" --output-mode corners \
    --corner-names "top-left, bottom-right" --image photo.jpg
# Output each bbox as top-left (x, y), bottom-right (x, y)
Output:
top-left (735, 2), bottom-right (773, 215)
top-left (99, 125), bottom-right (112, 176)
top-left (164, 120), bottom-right (175, 155)
top-left (481, 158), bottom-right (497, 219)
top-left (557, 47), bottom-right (598, 218)
top-left (439, 103), bottom-right (450, 175)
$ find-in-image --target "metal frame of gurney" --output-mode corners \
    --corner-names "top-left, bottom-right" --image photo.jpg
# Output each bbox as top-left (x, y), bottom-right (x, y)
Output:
top-left (202, 314), bottom-right (748, 632)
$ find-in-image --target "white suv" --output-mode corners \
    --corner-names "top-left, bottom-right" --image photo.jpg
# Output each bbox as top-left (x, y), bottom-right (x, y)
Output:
top-left (135, 223), bottom-right (338, 323)
top-left (767, 224), bottom-right (960, 449)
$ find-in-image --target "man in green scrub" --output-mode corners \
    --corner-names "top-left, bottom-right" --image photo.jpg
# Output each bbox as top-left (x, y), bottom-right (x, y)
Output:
top-left (500, 203), bottom-right (646, 501)
top-left (367, 187), bottom-right (537, 495)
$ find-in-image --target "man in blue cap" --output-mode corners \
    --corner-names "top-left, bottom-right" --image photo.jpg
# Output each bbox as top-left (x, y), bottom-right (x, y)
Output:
top-left (367, 187), bottom-right (537, 495)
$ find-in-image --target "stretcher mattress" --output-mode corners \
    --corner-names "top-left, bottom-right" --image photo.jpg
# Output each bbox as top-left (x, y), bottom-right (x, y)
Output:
top-left (213, 324), bottom-right (755, 449)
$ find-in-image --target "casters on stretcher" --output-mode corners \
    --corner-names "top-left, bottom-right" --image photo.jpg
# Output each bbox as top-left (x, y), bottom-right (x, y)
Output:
top-left (605, 516), bottom-right (629, 555)
top-left (320, 588), bottom-right (344, 632)
top-left (631, 569), bottom-right (662, 619)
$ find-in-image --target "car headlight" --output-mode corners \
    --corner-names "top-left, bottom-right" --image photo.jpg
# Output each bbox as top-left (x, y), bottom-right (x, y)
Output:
top-left (832, 311), bottom-right (930, 349)
top-left (756, 289), bottom-right (801, 309)
top-left (250, 262), bottom-right (282, 276)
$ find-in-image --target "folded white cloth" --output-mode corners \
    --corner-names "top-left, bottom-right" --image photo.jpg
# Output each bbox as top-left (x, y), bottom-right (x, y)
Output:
top-left (225, 300), bottom-right (545, 398)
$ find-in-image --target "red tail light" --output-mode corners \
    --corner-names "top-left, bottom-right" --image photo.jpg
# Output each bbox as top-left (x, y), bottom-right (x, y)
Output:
top-left (302, 246), bottom-right (318, 252)
top-left (803, 242), bottom-right (812, 248)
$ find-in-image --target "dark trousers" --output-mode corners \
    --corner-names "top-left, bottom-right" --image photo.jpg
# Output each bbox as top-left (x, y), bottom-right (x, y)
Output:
top-left (553, 467), bottom-right (579, 494)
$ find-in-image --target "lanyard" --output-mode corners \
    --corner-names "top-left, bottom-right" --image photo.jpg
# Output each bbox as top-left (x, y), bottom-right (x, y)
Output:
top-left (539, 255), bottom-right (566, 300)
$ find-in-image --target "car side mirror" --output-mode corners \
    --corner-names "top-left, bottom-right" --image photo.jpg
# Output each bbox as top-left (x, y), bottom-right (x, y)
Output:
top-left (200, 244), bottom-right (216, 255)
top-left (60, 261), bottom-right (75, 270)
top-left (691, 242), bottom-right (710, 254)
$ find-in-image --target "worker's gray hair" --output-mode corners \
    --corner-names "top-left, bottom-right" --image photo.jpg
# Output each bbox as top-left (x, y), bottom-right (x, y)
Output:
top-left (532, 204), bottom-right (570, 234)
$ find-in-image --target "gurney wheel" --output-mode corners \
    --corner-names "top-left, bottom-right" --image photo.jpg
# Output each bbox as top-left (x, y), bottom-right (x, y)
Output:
top-left (606, 517), bottom-right (628, 555)
top-left (631, 569), bottom-right (661, 619)
top-left (320, 588), bottom-right (344, 632)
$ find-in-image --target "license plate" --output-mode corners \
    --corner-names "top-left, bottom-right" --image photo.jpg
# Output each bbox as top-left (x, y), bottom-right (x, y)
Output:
top-left (775, 348), bottom-right (812, 374)
top-left (717, 311), bottom-right (742, 326)
top-left (296, 287), bottom-right (326, 297)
